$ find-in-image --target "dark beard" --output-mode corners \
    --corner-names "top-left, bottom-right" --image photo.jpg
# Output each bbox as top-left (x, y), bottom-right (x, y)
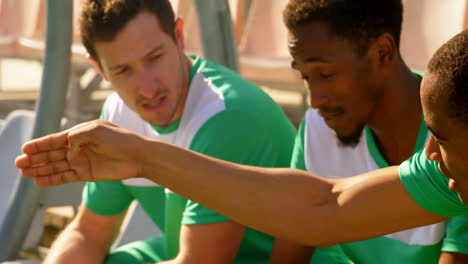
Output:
top-left (336, 125), bottom-right (364, 148)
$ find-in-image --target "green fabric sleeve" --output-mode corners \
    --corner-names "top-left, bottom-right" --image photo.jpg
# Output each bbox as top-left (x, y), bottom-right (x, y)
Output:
top-left (99, 109), bottom-right (105, 120)
top-left (311, 246), bottom-right (352, 264)
top-left (182, 110), bottom-right (280, 225)
top-left (290, 116), bottom-right (307, 170)
top-left (399, 150), bottom-right (468, 217)
top-left (98, 96), bottom-right (108, 120)
top-left (442, 215), bottom-right (468, 254)
top-left (83, 181), bottom-right (133, 216)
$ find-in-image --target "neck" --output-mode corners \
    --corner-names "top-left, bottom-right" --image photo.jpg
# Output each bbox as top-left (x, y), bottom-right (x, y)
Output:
top-left (367, 60), bottom-right (423, 165)
top-left (165, 53), bottom-right (194, 126)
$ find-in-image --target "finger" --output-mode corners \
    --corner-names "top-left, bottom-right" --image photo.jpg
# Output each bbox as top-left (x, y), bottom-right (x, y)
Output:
top-left (22, 131), bottom-right (70, 155)
top-left (34, 170), bottom-right (80, 187)
top-left (21, 159), bottom-right (71, 178)
top-left (15, 149), bottom-right (68, 168)
top-left (67, 120), bottom-right (123, 151)
top-left (22, 120), bottom-right (99, 155)
top-left (15, 154), bottom-right (30, 169)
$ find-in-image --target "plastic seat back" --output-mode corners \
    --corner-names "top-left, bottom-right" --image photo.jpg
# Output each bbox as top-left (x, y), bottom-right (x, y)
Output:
top-left (400, 0), bottom-right (468, 72)
top-left (238, 0), bottom-right (302, 84)
top-left (0, 110), bottom-right (35, 227)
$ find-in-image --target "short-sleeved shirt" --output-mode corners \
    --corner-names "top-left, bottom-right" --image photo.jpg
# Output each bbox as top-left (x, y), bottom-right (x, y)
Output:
top-left (292, 108), bottom-right (468, 264)
top-left (84, 56), bottom-right (297, 263)
top-left (399, 151), bottom-right (468, 217)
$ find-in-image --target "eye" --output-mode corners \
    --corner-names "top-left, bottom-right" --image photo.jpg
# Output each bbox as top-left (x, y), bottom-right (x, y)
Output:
top-left (151, 53), bottom-right (162, 61)
top-left (433, 136), bottom-right (445, 147)
top-left (114, 67), bottom-right (129, 76)
top-left (319, 72), bottom-right (335, 79)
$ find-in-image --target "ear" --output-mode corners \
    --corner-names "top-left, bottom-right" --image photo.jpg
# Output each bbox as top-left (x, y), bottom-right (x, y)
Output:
top-left (174, 16), bottom-right (185, 51)
top-left (88, 55), bottom-right (109, 81)
top-left (368, 33), bottom-right (397, 67)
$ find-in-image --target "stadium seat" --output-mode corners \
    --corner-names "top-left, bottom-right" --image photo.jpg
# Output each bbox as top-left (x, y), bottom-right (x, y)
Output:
top-left (237, 0), bottom-right (307, 108)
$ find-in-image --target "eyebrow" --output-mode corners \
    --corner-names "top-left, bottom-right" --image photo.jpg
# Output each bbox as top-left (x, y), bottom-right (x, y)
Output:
top-left (305, 56), bottom-right (328, 63)
top-left (143, 44), bottom-right (164, 59)
top-left (109, 43), bottom-right (164, 72)
top-left (291, 56), bottom-right (330, 69)
top-left (425, 122), bottom-right (448, 141)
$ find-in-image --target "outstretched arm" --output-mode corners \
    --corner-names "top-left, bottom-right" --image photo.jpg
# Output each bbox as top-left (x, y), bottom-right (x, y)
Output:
top-left (15, 120), bottom-right (446, 246)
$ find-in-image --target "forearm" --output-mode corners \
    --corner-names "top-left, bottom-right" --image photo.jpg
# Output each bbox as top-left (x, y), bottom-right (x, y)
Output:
top-left (157, 260), bottom-right (176, 264)
top-left (44, 223), bottom-right (108, 264)
top-left (139, 138), bottom-right (337, 245)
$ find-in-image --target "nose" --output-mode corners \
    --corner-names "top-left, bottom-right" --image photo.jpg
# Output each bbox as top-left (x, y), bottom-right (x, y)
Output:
top-left (138, 67), bottom-right (159, 98)
top-left (309, 94), bottom-right (329, 109)
top-left (425, 134), bottom-right (442, 162)
top-left (306, 83), bottom-right (329, 109)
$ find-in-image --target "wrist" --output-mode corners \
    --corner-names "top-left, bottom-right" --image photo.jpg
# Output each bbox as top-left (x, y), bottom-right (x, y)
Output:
top-left (133, 134), bottom-right (150, 179)
top-left (134, 134), bottom-right (164, 181)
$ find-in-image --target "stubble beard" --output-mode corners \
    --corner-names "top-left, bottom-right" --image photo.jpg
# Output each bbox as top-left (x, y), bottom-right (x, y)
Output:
top-left (335, 124), bottom-right (365, 148)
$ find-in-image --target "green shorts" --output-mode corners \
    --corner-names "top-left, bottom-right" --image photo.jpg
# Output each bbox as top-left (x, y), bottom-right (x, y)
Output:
top-left (104, 235), bottom-right (167, 264)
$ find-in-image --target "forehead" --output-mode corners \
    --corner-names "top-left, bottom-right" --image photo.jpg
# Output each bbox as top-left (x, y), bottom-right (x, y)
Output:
top-left (288, 22), bottom-right (360, 65)
top-left (95, 11), bottom-right (170, 66)
top-left (422, 73), bottom-right (468, 147)
top-left (421, 73), bottom-right (448, 113)
top-left (421, 73), bottom-right (451, 129)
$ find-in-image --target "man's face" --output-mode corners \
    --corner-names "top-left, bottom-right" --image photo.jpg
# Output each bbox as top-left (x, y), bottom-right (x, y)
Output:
top-left (95, 11), bottom-right (189, 127)
top-left (288, 22), bottom-right (382, 147)
top-left (422, 73), bottom-right (468, 204)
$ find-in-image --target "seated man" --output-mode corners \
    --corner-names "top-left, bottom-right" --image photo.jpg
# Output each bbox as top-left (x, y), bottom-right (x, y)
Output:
top-left (16, 30), bottom-right (468, 253)
top-left (32, 0), bottom-right (297, 263)
top-left (271, 1), bottom-right (468, 263)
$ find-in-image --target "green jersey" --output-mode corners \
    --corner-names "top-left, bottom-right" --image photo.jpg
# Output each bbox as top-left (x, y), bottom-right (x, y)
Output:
top-left (292, 108), bottom-right (468, 264)
top-left (85, 56), bottom-right (297, 263)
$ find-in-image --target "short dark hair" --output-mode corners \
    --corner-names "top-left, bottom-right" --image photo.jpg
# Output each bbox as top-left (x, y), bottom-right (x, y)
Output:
top-left (80, 0), bottom-right (176, 63)
top-left (427, 30), bottom-right (468, 127)
top-left (283, 0), bottom-right (403, 55)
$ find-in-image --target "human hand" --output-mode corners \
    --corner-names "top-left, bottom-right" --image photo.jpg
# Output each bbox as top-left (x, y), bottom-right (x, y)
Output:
top-left (15, 120), bottom-right (146, 186)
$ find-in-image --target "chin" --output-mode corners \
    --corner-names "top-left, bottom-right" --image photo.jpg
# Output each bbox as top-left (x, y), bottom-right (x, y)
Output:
top-left (150, 121), bottom-right (168, 127)
top-left (335, 125), bottom-right (365, 148)
top-left (150, 117), bottom-right (174, 128)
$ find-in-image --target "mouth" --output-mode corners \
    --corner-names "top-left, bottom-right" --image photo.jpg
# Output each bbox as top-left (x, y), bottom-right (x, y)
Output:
top-left (319, 109), bottom-right (345, 127)
top-left (142, 96), bottom-right (166, 110)
top-left (438, 163), bottom-right (451, 178)
top-left (319, 107), bottom-right (344, 119)
top-left (439, 163), bottom-right (459, 193)
top-left (321, 112), bottom-right (342, 120)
